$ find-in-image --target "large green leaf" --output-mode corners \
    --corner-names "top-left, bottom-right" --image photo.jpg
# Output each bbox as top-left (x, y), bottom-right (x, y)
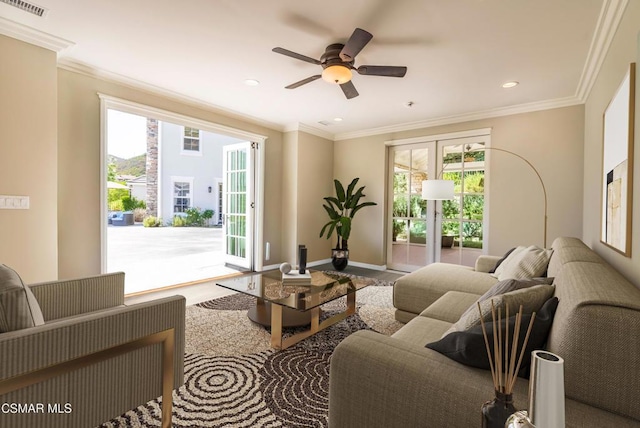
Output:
top-left (324, 196), bottom-right (343, 212)
top-left (334, 179), bottom-right (345, 202)
top-left (323, 204), bottom-right (339, 220)
top-left (339, 216), bottom-right (352, 241)
top-left (320, 219), bottom-right (340, 238)
top-left (345, 178), bottom-right (359, 203)
top-left (350, 201), bottom-right (377, 218)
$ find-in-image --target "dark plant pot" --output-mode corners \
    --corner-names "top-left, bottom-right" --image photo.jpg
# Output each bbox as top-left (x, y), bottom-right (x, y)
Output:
top-left (442, 235), bottom-right (455, 248)
top-left (331, 249), bottom-right (349, 271)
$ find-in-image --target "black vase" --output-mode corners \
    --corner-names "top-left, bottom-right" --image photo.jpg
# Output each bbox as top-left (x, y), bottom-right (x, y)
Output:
top-left (481, 390), bottom-right (516, 428)
top-left (331, 249), bottom-right (349, 271)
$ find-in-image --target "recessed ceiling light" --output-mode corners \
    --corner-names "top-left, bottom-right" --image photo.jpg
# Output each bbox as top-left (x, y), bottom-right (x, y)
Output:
top-left (333, 117), bottom-right (343, 122)
top-left (244, 79), bottom-right (260, 86)
top-left (502, 81), bottom-right (519, 88)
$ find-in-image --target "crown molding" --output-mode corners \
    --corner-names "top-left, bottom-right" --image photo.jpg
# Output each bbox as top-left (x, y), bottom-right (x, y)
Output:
top-left (334, 0), bottom-right (626, 142)
top-left (282, 123), bottom-right (334, 140)
top-left (297, 124), bottom-right (334, 141)
top-left (57, 58), bottom-right (284, 133)
top-left (334, 96), bottom-right (581, 141)
top-left (575, 0), bottom-right (629, 102)
top-left (0, 16), bottom-right (74, 52)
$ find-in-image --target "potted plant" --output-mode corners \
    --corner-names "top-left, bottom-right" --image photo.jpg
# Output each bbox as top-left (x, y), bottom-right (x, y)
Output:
top-left (320, 178), bottom-right (377, 271)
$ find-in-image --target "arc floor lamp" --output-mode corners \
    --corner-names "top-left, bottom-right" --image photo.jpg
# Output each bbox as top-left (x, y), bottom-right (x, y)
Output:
top-left (422, 146), bottom-right (548, 248)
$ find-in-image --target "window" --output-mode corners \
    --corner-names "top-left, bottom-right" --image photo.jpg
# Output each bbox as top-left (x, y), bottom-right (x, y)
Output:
top-left (183, 127), bottom-right (201, 152)
top-left (173, 181), bottom-right (191, 213)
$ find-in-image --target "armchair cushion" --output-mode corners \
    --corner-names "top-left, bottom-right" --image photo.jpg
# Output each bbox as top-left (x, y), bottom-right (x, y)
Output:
top-left (0, 264), bottom-right (45, 332)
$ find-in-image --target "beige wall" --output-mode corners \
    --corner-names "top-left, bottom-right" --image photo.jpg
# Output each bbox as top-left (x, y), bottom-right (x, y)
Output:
top-left (281, 131), bottom-right (298, 264)
top-left (280, 131), bottom-right (334, 265)
top-left (57, 69), bottom-right (284, 279)
top-left (335, 105), bottom-right (585, 266)
top-left (296, 132), bottom-right (334, 263)
top-left (0, 36), bottom-right (58, 283)
top-left (583, 1), bottom-right (640, 287)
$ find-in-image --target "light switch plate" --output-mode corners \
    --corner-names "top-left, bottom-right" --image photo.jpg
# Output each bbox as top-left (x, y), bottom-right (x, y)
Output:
top-left (0, 195), bottom-right (29, 209)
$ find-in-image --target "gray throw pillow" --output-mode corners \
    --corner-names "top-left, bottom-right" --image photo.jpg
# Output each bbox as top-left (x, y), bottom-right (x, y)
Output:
top-left (492, 245), bottom-right (553, 281)
top-left (442, 283), bottom-right (555, 337)
top-left (456, 277), bottom-right (554, 322)
top-left (0, 264), bottom-right (45, 332)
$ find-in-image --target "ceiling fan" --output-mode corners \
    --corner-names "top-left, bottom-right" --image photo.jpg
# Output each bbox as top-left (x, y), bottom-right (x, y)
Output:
top-left (272, 28), bottom-right (407, 99)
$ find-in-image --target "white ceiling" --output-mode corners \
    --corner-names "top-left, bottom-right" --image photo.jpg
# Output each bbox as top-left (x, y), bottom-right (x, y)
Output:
top-left (0, 0), bottom-right (610, 139)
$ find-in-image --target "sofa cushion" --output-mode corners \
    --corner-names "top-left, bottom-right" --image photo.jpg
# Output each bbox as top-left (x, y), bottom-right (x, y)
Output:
top-left (394, 263), bottom-right (498, 320)
top-left (426, 297), bottom-right (559, 378)
top-left (0, 264), bottom-right (45, 332)
top-left (444, 283), bottom-right (555, 335)
top-left (420, 291), bottom-right (482, 324)
top-left (456, 277), bottom-right (554, 322)
top-left (391, 315), bottom-right (452, 346)
top-left (492, 245), bottom-right (553, 281)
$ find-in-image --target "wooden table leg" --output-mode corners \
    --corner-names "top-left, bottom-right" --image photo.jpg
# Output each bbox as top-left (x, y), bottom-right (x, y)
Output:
top-left (270, 302), bottom-right (283, 349)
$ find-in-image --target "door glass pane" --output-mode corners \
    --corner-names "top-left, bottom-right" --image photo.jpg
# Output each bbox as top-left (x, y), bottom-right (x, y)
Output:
top-left (411, 149), bottom-right (428, 171)
top-left (409, 195), bottom-right (426, 218)
top-left (394, 173), bottom-right (408, 193)
top-left (463, 195), bottom-right (484, 220)
top-left (409, 220), bottom-right (427, 244)
top-left (393, 194), bottom-right (408, 217)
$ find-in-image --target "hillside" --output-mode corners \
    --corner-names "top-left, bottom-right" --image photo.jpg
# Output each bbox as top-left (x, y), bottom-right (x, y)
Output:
top-left (108, 154), bottom-right (146, 177)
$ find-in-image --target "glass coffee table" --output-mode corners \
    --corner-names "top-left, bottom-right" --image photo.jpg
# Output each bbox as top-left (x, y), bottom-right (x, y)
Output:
top-left (216, 270), bottom-right (375, 350)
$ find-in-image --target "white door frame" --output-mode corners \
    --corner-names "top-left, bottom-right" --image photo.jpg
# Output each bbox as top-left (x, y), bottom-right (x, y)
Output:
top-left (385, 128), bottom-right (491, 270)
top-left (98, 94), bottom-right (267, 273)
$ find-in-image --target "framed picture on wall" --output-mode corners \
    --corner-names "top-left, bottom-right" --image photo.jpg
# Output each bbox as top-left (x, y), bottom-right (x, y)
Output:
top-left (601, 62), bottom-right (635, 256)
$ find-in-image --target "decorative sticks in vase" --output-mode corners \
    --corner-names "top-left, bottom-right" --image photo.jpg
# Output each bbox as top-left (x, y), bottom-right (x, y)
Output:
top-left (479, 301), bottom-right (536, 428)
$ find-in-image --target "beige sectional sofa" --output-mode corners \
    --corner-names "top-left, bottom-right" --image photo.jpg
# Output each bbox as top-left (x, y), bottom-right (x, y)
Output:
top-left (329, 237), bottom-right (640, 427)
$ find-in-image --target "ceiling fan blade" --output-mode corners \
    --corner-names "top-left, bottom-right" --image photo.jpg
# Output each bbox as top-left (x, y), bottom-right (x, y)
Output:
top-left (340, 80), bottom-right (359, 99)
top-left (356, 65), bottom-right (407, 77)
top-left (285, 75), bottom-right (322, 89)
top-left (339, 28), bottom-right (373, 62)
top-left (272, 47), bottom-right (321, 65)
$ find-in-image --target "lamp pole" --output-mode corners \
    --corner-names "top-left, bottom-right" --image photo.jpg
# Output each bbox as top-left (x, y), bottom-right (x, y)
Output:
top-left (467, 146), bottom-right (548, 248)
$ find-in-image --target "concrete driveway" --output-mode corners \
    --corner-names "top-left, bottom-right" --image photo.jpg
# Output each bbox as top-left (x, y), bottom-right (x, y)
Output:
top-left (107, 225), bottom-right (239, 294)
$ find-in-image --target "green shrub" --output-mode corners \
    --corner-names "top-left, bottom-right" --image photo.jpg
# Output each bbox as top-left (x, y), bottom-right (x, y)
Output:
top-left (109, 200), bottom-right (124, 212)
top-left (172, 216), bottom-right (187, 227)
top-left (183, 207), bottom-right (215, 226)
top-left (143, 216), bottom-right (162, 227)
top-left (202, 209), bottom-right (214, 220)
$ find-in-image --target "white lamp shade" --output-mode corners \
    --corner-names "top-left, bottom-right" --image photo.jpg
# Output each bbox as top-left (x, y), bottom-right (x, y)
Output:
top-left (421, 180), bottom-right (454, 200)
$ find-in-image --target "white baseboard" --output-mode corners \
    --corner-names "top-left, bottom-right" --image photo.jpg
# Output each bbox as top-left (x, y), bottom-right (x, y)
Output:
top-left (307, 258), bottom-right (332, 267)
top-left (346, 261), bottom-right (388, 271)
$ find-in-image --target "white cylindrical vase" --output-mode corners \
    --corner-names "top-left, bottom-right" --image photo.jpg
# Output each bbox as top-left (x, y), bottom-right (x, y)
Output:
top-left (529, 350), bottom-right (565, 428)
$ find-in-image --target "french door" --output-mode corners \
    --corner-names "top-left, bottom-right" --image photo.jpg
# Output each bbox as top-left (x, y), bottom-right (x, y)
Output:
top-left (387, 134), bottom-right (489, 271)
top-left (222, 142), bottom-right (254, 269)
top-left (387, 142), bottom-right (436, 272)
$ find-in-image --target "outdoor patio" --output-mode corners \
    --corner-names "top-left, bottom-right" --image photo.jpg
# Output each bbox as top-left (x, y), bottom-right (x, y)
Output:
top-left (107, 225), bottom-right (239, 294)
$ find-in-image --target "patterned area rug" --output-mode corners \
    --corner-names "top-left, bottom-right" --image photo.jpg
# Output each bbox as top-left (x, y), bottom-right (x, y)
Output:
top-left (100, 272), bottom-right (402, 427)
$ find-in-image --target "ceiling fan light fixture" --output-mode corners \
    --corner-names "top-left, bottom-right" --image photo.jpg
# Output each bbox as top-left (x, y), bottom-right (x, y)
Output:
top-left (322, 65), bottom-right (352, 84)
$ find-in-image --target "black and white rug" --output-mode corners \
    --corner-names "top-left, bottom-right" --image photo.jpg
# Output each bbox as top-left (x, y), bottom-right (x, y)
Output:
top-left (100, 273), bottom-right (401, 427)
